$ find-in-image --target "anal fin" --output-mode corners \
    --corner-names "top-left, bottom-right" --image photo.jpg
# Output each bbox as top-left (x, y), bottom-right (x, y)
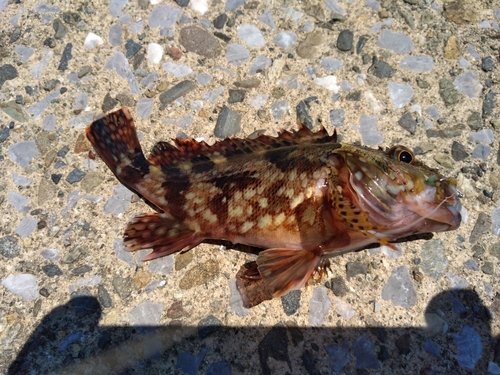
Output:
top-left (256, 248), bottom-right (321, 297)
top-left (124, 213), bottom-right (202, 261)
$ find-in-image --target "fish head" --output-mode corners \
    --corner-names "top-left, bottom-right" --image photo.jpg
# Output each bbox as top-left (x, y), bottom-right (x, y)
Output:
top-left (326, 144), bottom-right (462, 239)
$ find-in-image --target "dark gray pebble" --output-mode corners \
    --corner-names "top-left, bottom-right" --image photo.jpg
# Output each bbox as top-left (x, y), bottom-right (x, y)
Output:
top-left (60, 87), bottom-right (67, 94)
top-left (482, 56), bottom-right (495, 72)
top-left (77, 66), bottom-right (92, 78)
top-left (198, 315), bottom-right (222, 338)
top-left (398, 112), bottom-right (417, 134)
top-left (296, 96), bottom-right (318, 129)
top-left (112, 276), bottom-right (131, 299)
top-left (281, 290), bottom-right (301, 316)
top-left (482, 91), bottom-right (496, 118)
top-left (0, 64), bottom-right (18, 89)
top-left (0, 236), bottom-right (21, 259)
top-left (175, 0), bottom-right (190, 6)
top-left (102, 93), bottom-right (119, 112)
top-left (451, 141), bottom-right (469, 161)
top-left (51, 173), bottom-right (62, 184)
top-left (15, 95), bottom-right (23, 105)
top-left (25, 86), bottom-right (34, 95)
top-left (70, 289), bottom-right (101, 317)
top-left (395, 333), bottom-right (411, 355)
top-left (356, 35), bottom-right (369, 54)
top-left (98, 331), bottom-right (111, 349)
top-left (467, 111), bottom-right (482, 130)
top-left (228, 89), bottom-right (246, 103)
top-left (337, 30), bottom-right (353, 51)
top-left (0, 127), bottom-right (10, 143)
top-left (39, 287), bottom-right (50, 297)
top-left (346, 262), bottom-right (368, 280)
top-left (53, 18), bottom-right (68, 39)
top-left (57, 145), bottom-right (70, 157)
top-left (159, 80), bottom-right (196, 109)
top-left (469, 212), bottom-right (491, 244)
top-left (58, 43), bottom-right (73, 71)
top-left (368, 57), bottom-right (395, 79)
top-left (72, 265), bottom-right (92, 276)
top-left (66, 168), bottom-right (86, 184)
top-left (98, 285), bottom-right (113, 308)
top-left (346, 90), bottom-right (361, 101)
top-left (43, 37), bottom-right (56, 48)
top-left (330, 276), bottom-right (348, 296)
top-left (9, 26), bottom-right (21, 43)
top-left (214, 31), bottom-right (232, 43)
top-left (214, 105), bottom-right (241, 138)
top-left (62, 12), bottom-right (81, 25)
top-left (43, 79), bottom-right (59, 91)
top-left (416, 78), bottom-right (430, 89)
top-left (472, 244), bottom-right (485, 258)
top-left (378, 345), bottom-right (390, 361)
top-left (213, 13), bottom-right (227, 29)
top-left (302, 350), bottom-right (321, 375)
top-left (61, 245), bottom-right (84, 264)
top-left (439, 78), bottom-right (461, 106)
top-left (481, 262), bottom-right (494, 275)
top-left (125, 39), bottom-right (142, 59)
top-left (179, 26), bottom-right (223, 58)
top-left (42, 264), bottom-right (63, 277)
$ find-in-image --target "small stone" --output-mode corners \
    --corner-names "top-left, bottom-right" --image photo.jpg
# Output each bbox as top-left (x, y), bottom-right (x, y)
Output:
top-left (0, 236), bottom-right (21, 259)
top-left (469, 212), bottom-right (491, 244)
top-left (439, 78), bottom-right (461, 107)
top-left (395, 334), bottom-right (411, 355)
top-left (129, 301), bottom-right (163, 325)
top-left (2, 274), bottom-right (40, 300)
top-left (178, 259), bottom-right (219, 289)
top-left (198, 315), bottom-right (222, 338)
top-left (58, 43), bottom-right (73, 71)
top-left (214, 105), bottom-right (241, 138)
top-left (381, 266), bottom-right (417, 308)
top-left (329, 276), bottom-right (348, 296)
top-left (166, 301), bottom-right (184, 319)
top-left (53, 18), bottom-right (68, 39)
top-left (453, 326), bottom-right (482, 369)
top-left (333, 297), bottom-right (355, 320)
top-left (400, 55), bottom-right (434, 71)
top-left (113, 276), bottom-right (132, 299)
top-left (451, 141), bottom-right (469, 161)
top-left (308, 286), bottom-right (330, 326)
top-left (281, 290), bottom-right (301, 315)
top-left (159, 80), bottom-right (196, 109)
top-left (66, 168), bottom-right (86, 184)
top-left (238, 24), bottom-right (265, 48)
top-left (423, 340), bottom-right (441, 357)
top-left (398, 112), bottom-right (417, 134)
top-left (388, 81), bottom-right (414, 109)
top-left (481, 262), bottom-right (494, 275)
top-left (296, 96), bottom-right (318, 129)
top-left (353, 336), bottom-right (380, 369)
top-left (42, 264), bottom-right (63, 277)
top-left (359, 114), bottom-right (384, 146)
top-left (337, 30), bottom-right (353, 51)
top-left (97, 285), bottom-right (112, 308)
top-left (228, 89), bottom-right (246, 103)
top-left (0, 64), bottom-right (18, 89)
top-left (454, 70), bottom-right (482, 99)
top-left (273, 31), bottom-right (297, 48)
top-left (213, 13), bottom-right (227, 29)
top-left (377, 29), bottom-right (414, 54)
top-left (444, 35), bottom-right (460, 59)
top-left (356, 35), bottom-right (369, 54)
top-left (346, 262), bottom-right (367, 280)
top-left (467, 111), bottom-right (482, 130)
top-left (176, 349), bottom-right (208, 375)
top-left (482, 56), bottom-right (495, 72)
top-left (226, 43), bottom-right (249, 66)
top-left (270, 99), bottom-right (290, 121)
top-left (179, 26), bottom-right (222, 58)
top-left (175, 0), bottom-right (189, 6)
top-left (368, 57), bottom-right (395, 78)
top-left (330, 109), bottom-right (345, 127)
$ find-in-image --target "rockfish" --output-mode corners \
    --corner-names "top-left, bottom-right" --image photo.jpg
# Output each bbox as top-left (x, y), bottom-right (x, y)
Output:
top-left (86, 108), bottom-right (461, 302)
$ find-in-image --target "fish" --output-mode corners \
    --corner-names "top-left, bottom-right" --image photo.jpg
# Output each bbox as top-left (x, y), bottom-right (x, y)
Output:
top-left (86, 107), bottom-right (461, 304)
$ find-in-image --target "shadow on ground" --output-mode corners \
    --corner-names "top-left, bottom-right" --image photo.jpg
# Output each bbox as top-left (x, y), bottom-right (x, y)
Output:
top-left (7, 289), bottom-right (499, 375)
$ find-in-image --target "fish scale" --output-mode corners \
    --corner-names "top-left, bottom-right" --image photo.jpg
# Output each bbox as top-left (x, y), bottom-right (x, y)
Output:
top-left (86, 107), bottom-right (461, 306)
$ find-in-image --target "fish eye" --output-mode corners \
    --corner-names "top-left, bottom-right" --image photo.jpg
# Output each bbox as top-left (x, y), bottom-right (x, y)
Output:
top-left (389, 146), bottom-right (414, 164)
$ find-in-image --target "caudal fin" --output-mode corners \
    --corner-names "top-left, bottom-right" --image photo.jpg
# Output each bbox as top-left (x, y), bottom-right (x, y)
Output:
top-left (124, 213), bottom-right (202, 261)
top-left (86, 107), bottom-right (150, 185)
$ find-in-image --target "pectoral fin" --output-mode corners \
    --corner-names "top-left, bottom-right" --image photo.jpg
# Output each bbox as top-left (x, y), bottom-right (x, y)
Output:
top-left (256, 248), bottom-right (321, 297)
top-left (123, 213), bottom-right (202, 261)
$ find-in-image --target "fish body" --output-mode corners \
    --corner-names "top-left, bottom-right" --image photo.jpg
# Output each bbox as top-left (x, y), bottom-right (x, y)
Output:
top-left (86, 108), bottom-right (461, 298)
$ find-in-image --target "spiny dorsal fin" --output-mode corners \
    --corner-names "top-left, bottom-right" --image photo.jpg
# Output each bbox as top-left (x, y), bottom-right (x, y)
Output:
top-left (147, 122), bottom-right (337, 167)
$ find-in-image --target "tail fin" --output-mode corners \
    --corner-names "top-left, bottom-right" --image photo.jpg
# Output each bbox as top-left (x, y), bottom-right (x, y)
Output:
top-left (86, 107), bottom-right (150, 185)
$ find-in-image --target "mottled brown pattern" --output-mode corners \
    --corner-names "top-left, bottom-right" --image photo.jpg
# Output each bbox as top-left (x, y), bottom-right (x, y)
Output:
top-left (87, 108), bottom-right (462, 303)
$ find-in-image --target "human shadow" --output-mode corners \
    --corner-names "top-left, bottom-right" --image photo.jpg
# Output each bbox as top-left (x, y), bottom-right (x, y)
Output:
top-left (7, 289), bottom-right (499, 375)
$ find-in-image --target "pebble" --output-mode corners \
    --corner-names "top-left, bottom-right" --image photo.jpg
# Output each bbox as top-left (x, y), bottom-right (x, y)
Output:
top-left (446, 272), bottom-right (469, 290)
top-left (439, 78), bottom-right (461, 106)
top-left (247, 94), bottom-right (268, 110)
top-left (42, 264), bottom-right (63, 277)
top-left (229, 278), bottom-right (249, 317)
top-left (337, 30), bottom-right (353, 51)
top-left (198, 315), bottom-right (222, 338)
top-left (398, 112), bottom-right (417, 134)
top-left (330, 108), bottom-right (345, 127)
top-left (58, 43), bottom-right (73, 71)
top-left (15, 217), bottom-right (38, 238)
top-left (368, 57), bottom-right (395, 78)
top-left (471, 144), bottom-right (491, 160)
top-left (148, 256), bottom-right (174, 274)
top-left (422, 340), bottom-right (441, 357)
top-left (333, 297), bottom-right (355, 320)
top-left (103, 184), bottom-right (135, 214)
top-left (326, 342), bottom-right (350, 373)
top-left (98, 285), bottom-right (113, 308)
top-left (109, 0), bottom-right (126, 17)
top-left (451, 142), bottom-right (469, 161)
top-left (0, 236), bottom-right (21, 259)
top-left (226, 43), bottom-right (249, 65)
top-left (381, 266), bottom-right (417, 308)
top-left (395, 333), bottom-right (411, 355)
top-left (482, 91), bottom-right (496, 118)
top-left (400, 55), bottom-right (434, 72)
top-left (467, 111), bottom-right (482, 130)
top-left (491, 242), bottom-right (500, 259)
top-left (228, 89), bottom-right (246, 103)
top-left (66, 168), bottom-right (86, 184)
top-left (83, 32), bottom-right (103, 49)
top-left (195, 73), bottom-right (211, 86)
top-left (314, 76), bottom-right (340, 92)
top-left (0, 64), bottom-right (19, 89)
top-left (469, 129), bottom-right (494, 144)
top-left (214, 105), bottom-right (241, 137)
top-left (281, 290), bottom-right (301, 315)
top-left (453, 326), bottom-right (482, 369)
top-left (269, 99), bottom-right (289, 121)
top-left (238, 24), bottom-right (265, 47)
top-left (112, 276), bottom-right (132, 299)
top-left (179, 259), bottom-right (218, 289)
top-left (353, 336), bottom-right (380, 369)
top-left (14, 46), bottom-right (34, 63)
top-left (52, 18), bottom-right (68, 39)
top-left (249, 55), bottom-right (272, 76)
top-left (1, 274), bottom-right (40, 300)
top-left (201, 86), bottom-right (225, 103)
top-left (179, 26), bottom-right (222, 58)
top-left (388, 81), bottom-right (414, 108)
top-left (482, 56), bottom-right (495, 72)
top-left (346, 262), bottom-right (367, 280)
top-left (420, 240), bottom-right (448, 278)
top-left (359, 114), bottom-right (384, 146)
top-left (469, 212), bottom-right (491, 243)
top-left (320, 57), bottom-right (344, 72)
top-left (109, 24), bottom-right (122, 46)
top-left (213, 13), bottom-right (227, 29)
top-left (136, 97), bottom-right (154, 119)
top-left (176, 349), bottom-right (207, 375)
top-left (424, 312), bottom-right (448, 336)
top-left (273, 31), bottom-right (297, 48)
top-left (104, 52), bottom-right (140, 94)
top-left (8, 141), bottom-right (39, 168)
top-left (162, 62), bottom-right (193, 78)
top-left (146, 43), bottom-right (163, 64)
top-left (296, 96), bottom-right (318, 128)
top-left (0, 126), bottom-right (10, 142)
top-left (449, 294), bottom-right (467, 316)
top-left (481, 262), bottom-right (494, 275)
top-left (159, 80), bottom-right (196, 109)
top-left (377, 29), bottom-right (414, 54)
top-left (258, 9), bottom-right (276, 29)
top-left (308, 286), bottom-right (330, 326)
top-left (454, 70), bottom-right (482, 98)
top-left (129, 301), bottom-right (163, 325)
top-left (8, 192), bottom-right (30, 214)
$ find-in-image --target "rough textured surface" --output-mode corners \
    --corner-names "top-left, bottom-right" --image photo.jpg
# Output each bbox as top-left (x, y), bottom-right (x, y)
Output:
top-left (0, 0), bottom-right (498, 374)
